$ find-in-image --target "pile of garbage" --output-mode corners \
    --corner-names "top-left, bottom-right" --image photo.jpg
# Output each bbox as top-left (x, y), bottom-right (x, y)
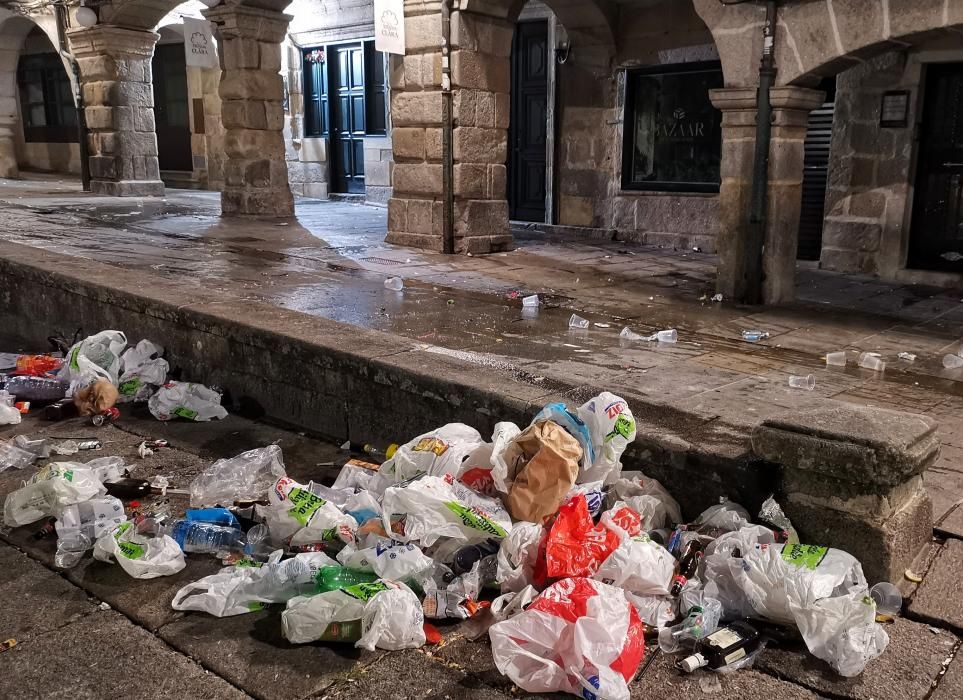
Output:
top-left (0, 333), bottom-right (895, 700)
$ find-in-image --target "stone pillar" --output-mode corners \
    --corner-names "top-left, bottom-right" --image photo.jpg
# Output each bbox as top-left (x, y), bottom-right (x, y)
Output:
top-left (204, 4), bottom-right (294, 217)
top-left (0, 45), bottom-right (19, 178)
top-left (0, 116), bottom-right (16, 179)
top-left (387, 8), bottom-right (513, 253)
top-left (752, 403), bottom-right (937, 584)
top-left (68, 26), bottom-right (165, 197)
top-left (710, 86), bottom-right (823, 304)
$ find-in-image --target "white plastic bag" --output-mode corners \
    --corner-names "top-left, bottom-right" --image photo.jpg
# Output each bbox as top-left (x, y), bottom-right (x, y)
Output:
top-left (93, 522), bottom-right (186, 579)
top-left (189, 444), bottom-right (286, 507)
top-left (625, 592), bottom-right (676, 628)
top-left (117, 340), bottom-right (169, 402)
top-left (358, 584), bottom-right (426, 651)
top-left (258, 476), bottom-right (357, 549)
top-left (172, 566), bottom-right (262, 617)
top-left (381, 474), bottom-right (512, 547)
top-left (490, 577), bottom-right (646, 700)
top-left (576, 392), bottom-right (637, 484)
top-left (337, 539), bottom-right (434, 581)
top-left (695, 498), bottom-right (752, 533)
top-left (379, 423), bottom-right (486, 484)
top-left (593, 532), bottom-right (675, 596)
top-left (148, 381), bottom-right (227, 422)
top-left (59, 330), bottom-right (127, 387)
top-left (496, 521), bottom-right (545, 593)
top-left (3, 463), bottom-right (107, 527)
top-left (489, 422), bottom-right (523, 494)
top-left (0, 392), bottom-right (21, 426)
top-left (606, 471), bottom-right (682, 530)
top-left (55, 496), bottom-right (127, 542)
top-left (0, 440), bottom-right (34, 471)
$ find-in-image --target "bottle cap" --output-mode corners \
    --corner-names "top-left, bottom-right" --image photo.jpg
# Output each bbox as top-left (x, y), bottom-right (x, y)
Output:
top-left (678, 653), bottom-right (707, 673)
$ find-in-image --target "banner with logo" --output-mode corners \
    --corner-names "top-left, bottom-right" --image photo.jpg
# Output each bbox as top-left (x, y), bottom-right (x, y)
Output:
top-left (374, 0), bottom-right (405, 55)
top-left (183, 17), bottom-right (219, 69)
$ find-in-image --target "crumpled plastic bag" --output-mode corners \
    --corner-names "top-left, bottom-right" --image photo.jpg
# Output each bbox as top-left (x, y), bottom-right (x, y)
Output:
top-left (343, 490), bottom-right (381, 526)
top-left (381, 474), bottom-right (511, 547)
top-left (576, 392), bottom-right (637, 484)
top-left (490, 577), bottom-right (645, 700)
top-left (564, 480), bottom-right (605, 518)
top-left (337, 539), bottom-right (434, 581)
top-left (544, 494), bottom-right (620, 579)
top-left (189, 444), bottom-right (287, 507)
top-left (0, 439), bottom-right (34, 471)
top-left (172, 551), bottom-right (337, 617)
top-left (501, 420), bottom-right (581, 523)
top-left (379, 423), bottom-right (485, 484)
top-left (626, 591), bottom-right (676, 628)
top-left (606, 471), bottom-right (682, 530)
top-left (59, 330), bottom-right (127, 387)
top-left (117, 340), bottom-right (169, 403)
top-left (694, 498), bottom-right (751, 533)
top-left (3, 463), bottom-right (107, 527)
top-left (593, 515), bottom-right (674, 596)
top-left (54, 495), bottom-right (127, 542)
top-left (530, 402), bottom-right (595, 468)
top-left (0, 393), bottom-right (21, 426)
top-left (258, 476), bottom-right (357, 550)
top-left (282, 579), bottom-right (425, 651)
top-left (497, 521), bottom-right (546, 593)
top-left (488, 422), bottom-right (523, 494)
top-left (148, 381), bottom-right (228, 422)
top-left (93, 522), bottom-right (186, 579)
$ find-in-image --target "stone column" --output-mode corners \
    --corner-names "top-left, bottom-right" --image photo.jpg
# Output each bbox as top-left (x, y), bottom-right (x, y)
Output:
top-left (68, 26), bottom-right (165, 197)
top-left (710, 86), bottom-right (823, 304)
top-left (0, 45), bottom-right (19, 178)
top-left (0, 116), bottom-right (16, 179)
top-left (204, 4), bottom-right (294, 217)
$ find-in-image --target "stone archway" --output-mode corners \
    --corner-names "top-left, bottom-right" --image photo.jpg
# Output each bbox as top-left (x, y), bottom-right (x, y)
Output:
top-left (387, 0), bottom-right (617, 253)
top-left (0, 11), bottom-right (69, 178)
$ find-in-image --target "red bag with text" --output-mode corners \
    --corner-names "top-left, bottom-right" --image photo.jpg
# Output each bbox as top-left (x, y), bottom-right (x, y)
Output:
top-left (545, 495), bottom-right (620, 579)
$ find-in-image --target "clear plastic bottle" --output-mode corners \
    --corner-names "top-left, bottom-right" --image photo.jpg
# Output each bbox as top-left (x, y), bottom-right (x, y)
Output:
top-left (2, 375), bottom-right (69, 402)
top-left (167, 520), bottom-right (246, 555)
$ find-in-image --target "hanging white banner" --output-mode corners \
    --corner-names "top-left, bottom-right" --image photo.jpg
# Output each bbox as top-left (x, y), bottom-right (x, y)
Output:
top-left (183, 17), bottom-right (219, 69)
top-left (374, 0), bottom-right (406, 55)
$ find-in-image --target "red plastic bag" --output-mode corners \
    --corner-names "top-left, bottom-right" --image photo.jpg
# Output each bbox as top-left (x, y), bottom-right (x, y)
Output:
top-left (490, 577), bottom-right (646, 700)
top-left (545, 495), bottom-right (620, 579)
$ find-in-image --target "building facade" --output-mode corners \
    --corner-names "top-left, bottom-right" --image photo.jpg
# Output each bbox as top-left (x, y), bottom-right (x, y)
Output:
top-left (1, 0), bottom-right (963, 301)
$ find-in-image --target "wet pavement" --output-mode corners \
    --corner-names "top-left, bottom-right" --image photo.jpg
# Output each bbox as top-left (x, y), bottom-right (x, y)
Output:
top-left (2, 174), bottom-right (963, 531)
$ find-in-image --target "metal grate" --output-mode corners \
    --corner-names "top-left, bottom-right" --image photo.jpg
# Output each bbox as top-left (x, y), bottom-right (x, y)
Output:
top-left (360, 256), bottom-right (405, 266)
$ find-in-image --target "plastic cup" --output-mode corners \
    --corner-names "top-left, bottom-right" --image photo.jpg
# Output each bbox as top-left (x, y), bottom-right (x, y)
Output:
top-left (522, 294), bottom-right (539, 308)
top-left (870, 582), bottom-right (902, 617)
top-left (858, 352), bottom-right (886, 371)
top-left (620, 327), bottom-right (646, 342)
top-left (383, 277), bottom-right (403, 291)
top-left (569, 314), bottom-right (590, 330)
top-left (655, 329), bottom-right (678, 344)
top-left (788, 374), bottom-right (816, 390)
top-left (825, 351), bottom-right (847, 367)
top-left (943, 354), bottom-right (963, 369)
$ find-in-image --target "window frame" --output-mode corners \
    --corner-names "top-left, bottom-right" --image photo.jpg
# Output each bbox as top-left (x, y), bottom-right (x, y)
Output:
top-left (620, 60), bottom-right (723, 194)
top-left (17, 52), bottom-right (78, 144)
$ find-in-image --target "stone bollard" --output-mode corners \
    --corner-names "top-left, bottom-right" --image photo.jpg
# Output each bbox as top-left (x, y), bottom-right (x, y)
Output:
top-left (751, 403), bottom-right (937, 584)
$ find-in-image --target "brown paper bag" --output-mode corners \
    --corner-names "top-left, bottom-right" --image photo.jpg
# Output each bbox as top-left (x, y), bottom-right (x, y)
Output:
top-left (504, 420), bottom-right (582, 523)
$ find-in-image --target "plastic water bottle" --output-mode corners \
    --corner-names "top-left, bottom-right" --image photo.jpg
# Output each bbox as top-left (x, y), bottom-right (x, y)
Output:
top-left (1, 375), bottom-right (69, 401)
top-left (168, 520), bottom-right (245, 555)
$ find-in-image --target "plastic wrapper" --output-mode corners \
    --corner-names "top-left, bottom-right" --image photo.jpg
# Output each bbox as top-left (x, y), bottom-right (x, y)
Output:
top-left (422, 589), bottom-right (478, 620)
top-left (378, 423), bottom-right (485, 484)
top-left (117, 340), bottom-right (169, 403)
top-left (93, 522), bottom-right (186, 579)
top-left (501, 420), bottom-right (581, 523)
top-left (54, 495), bottom-right (127, 542)
top-left (148, 381), bottom-right (228, 422)
top-left (576, 392), bottom-right (637, 484)
top-left (694, 498), bottom-right (752, 533)
top-left (759, 495), bottom-right (799, 543)
top-left (3, 463), bottom-right (107, 527)
top-left (530, 402), bottom-right (595, 467)
top-left (259, 476), bottom-right (357, 550)
top-left (58, 330), bottom-right (127, 387)
top-left (0, 440), bottom-right (34, 471)
top-left (343, 490), bottom-right (381, 526)
top-left (13, 435), bottom-right (51, 459)
top-left (545, 495), bottom-right (620, 579)
top-left (606, 471), bottom-right (682, 530)
top-left (189, 444), bottom-right (287, 507)
top-left (565, 481), bottom-right (605, 518)
top-left (497, 521), bottom-right (546, 593)
top-left (490, 577), bottom-right (646, 700)
top-left (381, 474), bottom-right (511, 547)
top-left (337, 539), bottom-right (434, 581)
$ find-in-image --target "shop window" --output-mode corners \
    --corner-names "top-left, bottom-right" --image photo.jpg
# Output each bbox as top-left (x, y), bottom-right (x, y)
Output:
top-left (621, 62), bottom-right (723, 193)
top-left (302, 42), bottom-right (388, 138)
top-left (17, 52), bottom-right (78, 143)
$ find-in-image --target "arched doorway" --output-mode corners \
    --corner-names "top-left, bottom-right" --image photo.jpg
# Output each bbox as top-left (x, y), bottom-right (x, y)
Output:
top-left (153, 25), bottom-right (194, 175)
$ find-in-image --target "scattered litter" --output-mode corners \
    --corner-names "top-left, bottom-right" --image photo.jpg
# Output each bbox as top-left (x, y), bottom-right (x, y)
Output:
top-left (692, 246), bottom-right (702, 252)
top-left (929, 626), bottom-right (941, 634)
top-left (825, 351), bottom-right (847, 367)
top-left (594, 322), bottom-right (611, 328)
top-left (942, 354), bottom-right (963, 370)
top-left (904, 569), bottom-right (923, 583)
top-left (742, 330), bottom-right (770, 343)
top-left (940, 251), bottom-right (963, 261)
top-left (711, 293), bottom-right (723, 302)
top-left (384, 277), bottom-right (404, 292)
top-left (621, 327), bottom-right (678, 344)
top-left (138, 441), bottom-right (154, 459)
top-left (521, 295), bottom-right (539, 308)
top-left (788, 374), bottom-right (816, 391)
top-left (568, 314), bottom-right (590, 330)
top-left (897, 352), bottom-right (916, 362)
top-left (149, 382), bottom-right (228, 422)
top-left (0, 639), bottom-right (16, 653)
top-left (99, 602), bottom-right (111, 611)
top-left (858, 352), bottom-right (886, 372)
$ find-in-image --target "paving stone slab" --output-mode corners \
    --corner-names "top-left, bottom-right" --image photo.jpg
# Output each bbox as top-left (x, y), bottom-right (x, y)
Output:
top-left (931, 647), bottom-right (963, 700)
top-left (935, 502), bottom-right (963, 539)
top-left (158, 606), bottom-right (382, 700)
top-left (909, 538), bottom-right (963, 630)
top-left (0, 543), bottom-right (95, 643)
top-left (322, 649), bottom-right (512, 700)
top-left (755, 617), bottom-right (957, 700)
top-left (0, 609), bottom-right (250, 699)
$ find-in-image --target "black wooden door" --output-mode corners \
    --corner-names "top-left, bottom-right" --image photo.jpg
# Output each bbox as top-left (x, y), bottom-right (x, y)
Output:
top-left (151, 44), bottom-right (193, 172)
top-left (797, 78), bottom-right (836, 260)
top-left (909, 63), bottom-right (963, 271)
top-left (330, 43), bottom-right (366, 194)
top-left (508, 21), bottom-right (548, 222)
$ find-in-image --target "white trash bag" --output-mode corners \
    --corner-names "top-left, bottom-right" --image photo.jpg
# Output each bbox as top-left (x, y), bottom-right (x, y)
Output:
top-left (606, 471), bottom-right (682, 530)
top-left (489, 421), bottom-right (523, 494)
top-left (59, 330), bottom-right (127, 386)
top-left (258, 476), bottom-right (357, 549)
top-left (190, 444), bottom-right (287, 507)
top-left (3, 463), bottom-right (107, 527)
top-left (148, 381), bottom-right (228, 422)
top-left (490, 577), bottom-right (647, 700)
top-left (117, 340), bottom-right (169, 403)
top-left (379, 423), bottom-right (486, 484)
top-left (496, 521), bottom-right (545, 593)
top-left (576, 392), bottom-right (637, 484)
top-left (381, 474), bottom-right (512, 547)
top-left (93, 522), bottom-right (186, 579)
top-left (55, 495), bottom-right (127, 542)
top-left (358, 583), bottom-right (426, 651)
top-left (593, 532), bottom-right (675, 596)
top-left (337, 539), bottom-right (434, 581)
